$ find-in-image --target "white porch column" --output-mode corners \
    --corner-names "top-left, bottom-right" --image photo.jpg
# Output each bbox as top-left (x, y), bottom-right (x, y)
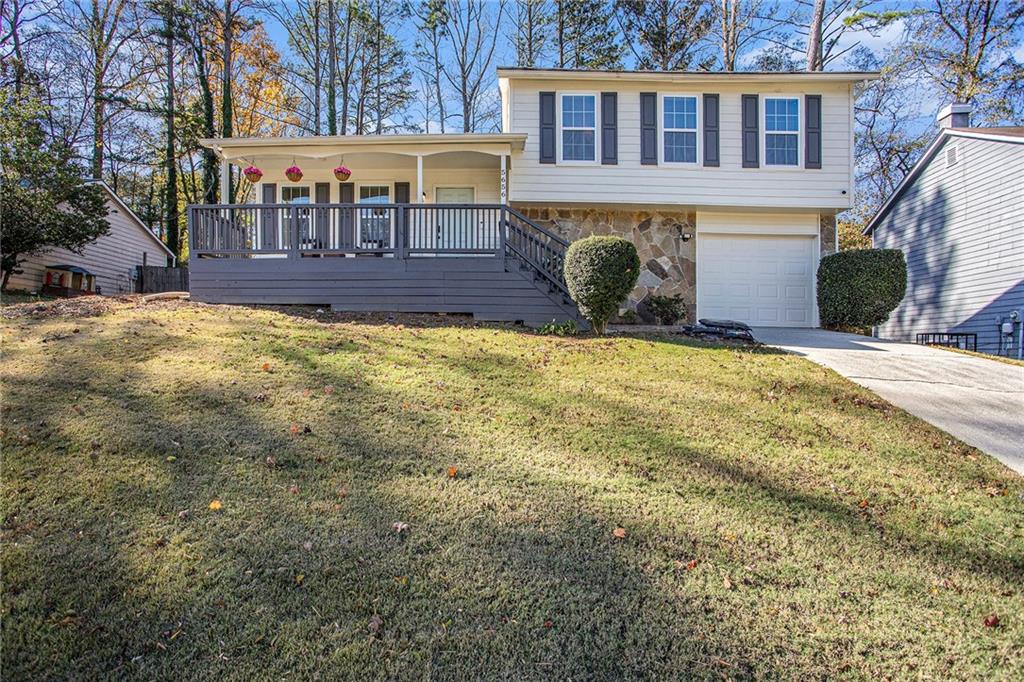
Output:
top-left (219, 157), bottom-right (231, 204)
top-left (499, 153), bottom-right (507, 205)
top-left (416, 155), bottom-right (424, 203)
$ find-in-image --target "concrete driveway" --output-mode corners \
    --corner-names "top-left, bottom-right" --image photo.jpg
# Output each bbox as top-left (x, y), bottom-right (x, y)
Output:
top-left (754, 327), bottom-right (1024, 475)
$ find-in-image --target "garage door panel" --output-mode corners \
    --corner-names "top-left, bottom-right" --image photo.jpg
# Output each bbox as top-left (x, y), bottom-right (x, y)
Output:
top-left (698, 234), bottom-right (815, 328)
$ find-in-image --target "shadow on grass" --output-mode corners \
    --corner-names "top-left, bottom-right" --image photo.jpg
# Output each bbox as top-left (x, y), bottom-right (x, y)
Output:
top-left (2, 308), bottom-right (1022, 679)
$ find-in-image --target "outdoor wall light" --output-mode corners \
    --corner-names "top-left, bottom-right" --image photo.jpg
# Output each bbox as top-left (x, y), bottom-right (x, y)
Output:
top-left (673, 224), bottom-right (693, 242)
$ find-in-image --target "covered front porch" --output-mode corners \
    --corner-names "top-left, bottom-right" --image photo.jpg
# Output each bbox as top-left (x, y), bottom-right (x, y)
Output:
top-left (188, 134), bottom-right (575, 324)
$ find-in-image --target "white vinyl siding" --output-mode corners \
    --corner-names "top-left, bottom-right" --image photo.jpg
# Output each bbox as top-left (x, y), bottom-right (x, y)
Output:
top-left (506, 79), bottom-right (854, 209)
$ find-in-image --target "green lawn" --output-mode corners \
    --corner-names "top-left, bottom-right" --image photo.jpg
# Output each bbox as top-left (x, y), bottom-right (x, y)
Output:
top-left (2, 300), bottom-right (1022, 680)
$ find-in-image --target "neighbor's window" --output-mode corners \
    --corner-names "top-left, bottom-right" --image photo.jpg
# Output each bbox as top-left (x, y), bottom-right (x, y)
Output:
top-left (561, 94), bottom-right (596, 161)
top-left (663, 95), bottom-right (698, 163)
top-left (764, 97), bottom-right (799, 166)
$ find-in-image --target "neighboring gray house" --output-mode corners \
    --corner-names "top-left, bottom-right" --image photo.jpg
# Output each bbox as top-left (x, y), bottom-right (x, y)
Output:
top-left (864, 104), bottom-right (1024, 357)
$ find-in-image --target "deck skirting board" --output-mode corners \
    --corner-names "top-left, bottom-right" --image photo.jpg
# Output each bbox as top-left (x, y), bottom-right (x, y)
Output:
top-left (190, 256), bottom-right (578, 324)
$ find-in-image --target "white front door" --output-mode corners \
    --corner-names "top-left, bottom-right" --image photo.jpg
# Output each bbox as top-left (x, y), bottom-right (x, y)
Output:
top-left (434, 187), bottom-right (476, 250)
top-left (698, 234), bottom-right (816, 327)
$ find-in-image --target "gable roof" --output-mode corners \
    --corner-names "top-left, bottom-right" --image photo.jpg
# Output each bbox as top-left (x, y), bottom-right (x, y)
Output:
top-left (85, 180), bottom-right (177, 264)
top-left (497, 67), bottom-right (879, 84)
top-left (863, 127), bottom-right (1024, 235)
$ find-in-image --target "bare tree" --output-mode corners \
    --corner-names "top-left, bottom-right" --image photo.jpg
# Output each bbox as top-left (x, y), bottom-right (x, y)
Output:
top-left (414, 0), bottom-right (449, 132)
top-left (709, 0), bottom-right (787, 71)
top-left (270, 0), bottom-right (325, 135)
top-left (442, 0), bottom-right (505, 132)
top-left (512, 0), bottom-right (553, 67)
top-left (805, 0), bottom-right (825, 70)
top-left (616, 0), bottom-right (713, 70)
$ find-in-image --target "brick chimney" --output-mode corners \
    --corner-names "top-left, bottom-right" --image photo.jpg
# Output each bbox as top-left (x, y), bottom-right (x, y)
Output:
top-left (937, 103), bottom-right (972, 129)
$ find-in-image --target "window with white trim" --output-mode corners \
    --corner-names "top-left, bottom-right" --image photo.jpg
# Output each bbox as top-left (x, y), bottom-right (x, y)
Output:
top-left (764, 97), bottom-right (799, 166)
top-left (561, 94), bottom-right (596, 161)
top-left (663, 95), bottom-right (698, 163)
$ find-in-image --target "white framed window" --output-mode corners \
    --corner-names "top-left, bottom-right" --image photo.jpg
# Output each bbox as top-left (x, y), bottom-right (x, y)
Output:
top-left (764, 97), bottom-right (800, 166)
top-left (281, 185), bottom-right (311, 204)
top-left (661, 95), bottom-right (699, 164)
top-left (558, 93), bottom-right (597, 162)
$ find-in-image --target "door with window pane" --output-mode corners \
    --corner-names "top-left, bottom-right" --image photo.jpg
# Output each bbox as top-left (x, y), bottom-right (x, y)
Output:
top-left (282, 186), bottom-right (311, 250)
top-left (358, 185), bottom-right (391, 250)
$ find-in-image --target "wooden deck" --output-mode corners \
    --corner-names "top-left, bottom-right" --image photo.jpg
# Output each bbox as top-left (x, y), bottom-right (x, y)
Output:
top-left (187, 204), bottom-right (579, 326)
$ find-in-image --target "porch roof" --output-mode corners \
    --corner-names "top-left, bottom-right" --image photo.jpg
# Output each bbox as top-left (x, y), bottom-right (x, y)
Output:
top-left (200, 133), bottom-right (527, 163)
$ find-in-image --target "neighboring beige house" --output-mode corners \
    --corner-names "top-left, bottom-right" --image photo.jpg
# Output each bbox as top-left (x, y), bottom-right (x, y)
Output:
top-left (191, 68), bottom-right (875, 327)
top-left (7, 180), bottom-right (176, 295)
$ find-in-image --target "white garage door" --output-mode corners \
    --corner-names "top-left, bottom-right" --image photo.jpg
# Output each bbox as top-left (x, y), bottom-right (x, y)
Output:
top-left (698, 234), bottom-right (816, 327)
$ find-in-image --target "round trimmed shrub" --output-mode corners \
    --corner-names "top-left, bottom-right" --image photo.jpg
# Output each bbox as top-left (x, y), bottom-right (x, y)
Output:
top-left (564, 236), bottom-right (640, 334)
top-left (817, 248), bottom-right (907, 328)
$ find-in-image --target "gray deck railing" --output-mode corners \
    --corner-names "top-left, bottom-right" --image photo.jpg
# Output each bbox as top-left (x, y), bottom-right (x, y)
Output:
top-left (187, 203), bottom-right (570, 294)
top-left (188, 203), bottom-right (509, 258)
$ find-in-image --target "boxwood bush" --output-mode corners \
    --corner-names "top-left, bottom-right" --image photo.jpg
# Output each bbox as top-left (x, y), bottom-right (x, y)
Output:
top-left (564, 236), bottom-right (640, 334)
top-left (817, 248), bottom-right (907, 328)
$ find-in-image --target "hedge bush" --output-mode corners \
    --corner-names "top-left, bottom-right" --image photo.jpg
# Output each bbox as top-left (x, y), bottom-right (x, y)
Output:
top-left (564, 236), bottom-right (640, 334)
top-left (817, 248), bottom-right (907, 328)
top-left (647, 294), bottom-right (687, 325)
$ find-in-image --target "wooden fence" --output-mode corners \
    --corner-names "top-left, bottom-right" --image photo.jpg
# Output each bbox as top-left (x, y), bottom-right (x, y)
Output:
top-left (137, 265), bottom-right (188, 293)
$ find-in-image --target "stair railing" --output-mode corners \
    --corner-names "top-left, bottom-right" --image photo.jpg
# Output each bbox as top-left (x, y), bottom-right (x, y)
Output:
top-left (503, 207), bottom-right (571, 298)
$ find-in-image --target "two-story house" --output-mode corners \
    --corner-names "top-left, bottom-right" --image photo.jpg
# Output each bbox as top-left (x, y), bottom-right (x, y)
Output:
top-left (189, 68), bottom-right (875, 327)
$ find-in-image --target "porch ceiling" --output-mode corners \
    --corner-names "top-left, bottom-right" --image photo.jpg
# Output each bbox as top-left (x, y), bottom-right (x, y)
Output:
top-left (201, 133), bottom-right (526, 164)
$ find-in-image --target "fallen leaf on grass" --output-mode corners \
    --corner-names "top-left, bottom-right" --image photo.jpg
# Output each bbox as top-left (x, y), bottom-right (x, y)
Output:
top-left (392, 521), bottom-right (409, 534)
top-left (543, 619), bottom-right (554, 628)
top-left (684, 559), bottom-right (698, 570)
top-left (303, 541), bottom-right (313, 551)
top-left (323, 385), bottom-right (335, 395)
top-left (723, 577), bottom-right (734, 590)
top-left (265, 456), bottom-right (277, 468)
top-left (261, 362), bottom-right (270, 372)
top-left (858, 499), bottom-right (870, 509)
top-left (984, 614), bottom-right (1000, 628)
top-left (72, 405), bottom-right (85, 415)
top-left (288, 485), bottom-right (300, 495)
top-left (368, 614), bottom-right (383, 635)
top-left (295, 574), bottom-right (304, 585)
top-left (208, 500), bottom-right (222, 511)
top-left (447, 466), bottom-right (458, 479)
top-left (612, 527), bottom-right (627, 539)
top-left (177, 510), bottom-right (190, 520)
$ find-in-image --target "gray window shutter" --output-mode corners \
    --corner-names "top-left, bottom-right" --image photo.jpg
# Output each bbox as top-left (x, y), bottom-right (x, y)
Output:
top-left (601, 92), bottom-right (617, 165)
top-left (260, 183), bottom-right (277, 249)
top-left (703, 94), bottom-right (720, 167)
top-left (339, 182), bottom-right (354, 247)
top-left (339, 182), bottom-right (354, 203)
top-left (394, 182), bottom-right (410, 204)
top-left (539, 91), bottom-right (556, 164)
top-left (742, 94), bottom-right (759, 168)
top-left (640, 92), bottom-right (657, 165)
top-left (805, 94), bottom-right (822, 169)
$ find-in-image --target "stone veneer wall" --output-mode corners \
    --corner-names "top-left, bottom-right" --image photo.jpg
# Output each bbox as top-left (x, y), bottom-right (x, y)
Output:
top-left (819, 213), bottom-right (838, 256)
top-left (515, 205), bottom-right (696, 322)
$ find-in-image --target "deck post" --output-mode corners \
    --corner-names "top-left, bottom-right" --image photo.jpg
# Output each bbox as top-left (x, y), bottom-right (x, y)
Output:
top-left (499, 153), bottom-right (507, 204)
top-left (395, 206), bottom-right (406, 259)
top-left (416, 155), bottom-right (423, 203)
top-left (288, 206), bottom-right (300, 259)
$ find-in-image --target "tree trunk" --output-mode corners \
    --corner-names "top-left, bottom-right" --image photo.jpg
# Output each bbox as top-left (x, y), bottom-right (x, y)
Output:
top-left (164, 0), bottom-right (178, 260)
top-left (313, 0), bottom-right (322, 135)
top-left (91, 0), bottom-right (105, 179)
top-left (327, 0), bottom-right (337, 135)
top-left (806, 0), bottom-right (825, 71)
top-left (191, 12), bottom-right (218, 203)
top-left (220, 0), bottom-right (234, 202)
top-left (557, 0), bottom-right (565, 68)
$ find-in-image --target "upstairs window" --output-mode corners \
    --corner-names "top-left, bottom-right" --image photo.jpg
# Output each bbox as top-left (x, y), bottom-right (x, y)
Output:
top-left (662, 95), bottom-right (698, 163)
top-left (764, 97), bottom-right (800, 166)
top-left (561, 94), bottom-right (596, 161)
